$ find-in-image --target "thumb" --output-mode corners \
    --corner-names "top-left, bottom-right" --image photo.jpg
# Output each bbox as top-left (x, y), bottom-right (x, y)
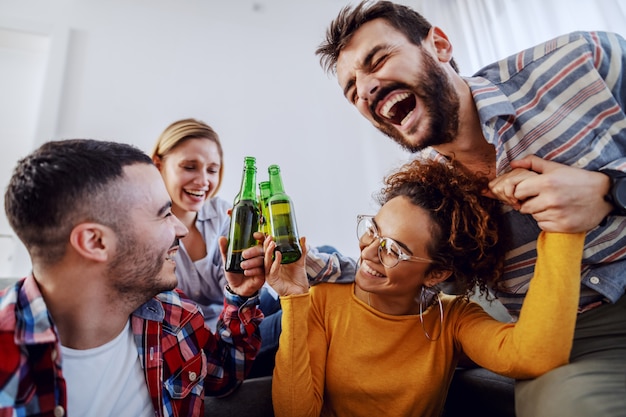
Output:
top-left (509, 155), bottom-right (555, 174)
top-left (218, 236), bottom-right (228, 261)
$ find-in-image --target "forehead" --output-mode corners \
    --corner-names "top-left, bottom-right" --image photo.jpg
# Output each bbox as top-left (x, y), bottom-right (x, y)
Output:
top-left (336, 18), bottom-right (410, 83)
top-left (376, 195), bottom-right (433, 246)
top-left (170, 138), bottom-right (221, 162)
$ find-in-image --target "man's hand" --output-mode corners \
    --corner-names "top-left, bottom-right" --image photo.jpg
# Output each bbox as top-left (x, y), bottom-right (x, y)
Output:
top-left (218, 231), bottom-right (267, 297)
top-left (264, 236), bottom-right (309, 297)
top-left (489, 155), bottom-right (613, 232)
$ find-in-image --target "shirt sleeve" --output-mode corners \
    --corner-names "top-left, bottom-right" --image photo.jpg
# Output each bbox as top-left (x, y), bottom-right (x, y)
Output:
top-left (271, 293), bottom-right (325, 417)
top-left (203, 289), bottom-right (263, 396)
top-left (305, 245), bottom-right (357, 285)
top-left (457, 231), bottom-right (586, 379)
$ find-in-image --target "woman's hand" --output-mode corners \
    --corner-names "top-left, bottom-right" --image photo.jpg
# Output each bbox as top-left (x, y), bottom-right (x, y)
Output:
top-left (264, 236), bottom-right (310, 296)
top-left (488, 167), bottom-right (539, 209)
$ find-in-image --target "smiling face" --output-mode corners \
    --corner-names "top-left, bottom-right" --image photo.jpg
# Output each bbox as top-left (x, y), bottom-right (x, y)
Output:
top-left (336, 18), bottom-right (460, 152)
top-left (155, 138), bottom-right (222, 219)
top-left (107, 163), bottom-right (188, 300)
top-left (356, 195), bottom-right (439, 299)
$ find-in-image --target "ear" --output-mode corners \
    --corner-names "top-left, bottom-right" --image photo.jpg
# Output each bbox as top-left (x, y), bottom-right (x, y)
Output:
top-left (152, 155), bottom-right (162, 170)
top-left (424, 267), bottom-right (452, 288)
top-left (69, 223), bottom-right (113, 263)
top-left (429, 26), bottom-right (453, 63)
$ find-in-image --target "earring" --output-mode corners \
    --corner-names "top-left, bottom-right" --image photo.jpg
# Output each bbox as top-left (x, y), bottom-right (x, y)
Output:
top-left (419, 286), bottom-right (443, 341)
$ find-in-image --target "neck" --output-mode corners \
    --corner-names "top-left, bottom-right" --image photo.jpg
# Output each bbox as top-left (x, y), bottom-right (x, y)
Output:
top-left (35, 267), bottom-right (138, 350)
top-left (172, 206), bottom-right (198, 230)
top-left (433, 77), bottom-right (496, 179)
top-left (356, 285), bottom-right (419, 316)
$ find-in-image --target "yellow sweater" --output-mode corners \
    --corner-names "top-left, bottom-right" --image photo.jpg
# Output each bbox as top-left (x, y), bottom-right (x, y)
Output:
top-left (272, 232), bottom-right (585, 417)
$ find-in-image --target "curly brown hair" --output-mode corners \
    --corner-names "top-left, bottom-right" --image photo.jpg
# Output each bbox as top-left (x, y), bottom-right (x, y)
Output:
top-left (378, 159), bottom-right (505, 298)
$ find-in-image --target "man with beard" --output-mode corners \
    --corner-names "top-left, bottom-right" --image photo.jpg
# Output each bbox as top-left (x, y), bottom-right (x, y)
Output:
top-left (0, 139), bottom-right (267, 417)
top-left (316, 1), bottom-right (626, 416)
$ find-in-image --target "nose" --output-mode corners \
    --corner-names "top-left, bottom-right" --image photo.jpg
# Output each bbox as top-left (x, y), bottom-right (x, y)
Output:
top-left (360, 236), bottom-right (380, 263)
top-left (173, 214), bottom-right (189, 239)
top-left (196, 170), bottom-right (210, 186)
top-left (355, 72), bottom-right (380, 105)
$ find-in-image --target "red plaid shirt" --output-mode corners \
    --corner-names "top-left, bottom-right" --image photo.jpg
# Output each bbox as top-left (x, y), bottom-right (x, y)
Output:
top-left (0, 276), bottom-right (262, 417)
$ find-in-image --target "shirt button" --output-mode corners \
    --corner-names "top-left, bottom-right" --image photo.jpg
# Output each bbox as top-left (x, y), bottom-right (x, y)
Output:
top-left (54, 405), bottom-right (65, 417)
top-left (589, 276), bottom-right (600, 285)
top-left (189, 371), bottom-right (197, 382)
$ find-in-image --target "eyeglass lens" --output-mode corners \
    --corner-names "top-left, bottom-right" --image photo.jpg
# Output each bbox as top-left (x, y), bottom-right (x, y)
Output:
top-left (357, 216), bottom-right (402, 268)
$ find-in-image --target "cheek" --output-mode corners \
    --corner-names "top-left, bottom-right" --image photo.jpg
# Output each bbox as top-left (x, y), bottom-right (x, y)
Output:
top-left (209, 175), bottom-right (221, 190)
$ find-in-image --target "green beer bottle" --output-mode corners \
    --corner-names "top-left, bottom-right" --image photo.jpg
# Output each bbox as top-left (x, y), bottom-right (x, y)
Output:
top-left (258, 181), bottom-right (272, 236)
top-left (225, 156), bottom-right (259, 273)
top-left (267, 164), bottom-right (302, 264)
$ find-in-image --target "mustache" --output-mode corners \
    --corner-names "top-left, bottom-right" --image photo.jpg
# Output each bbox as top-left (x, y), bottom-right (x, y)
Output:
top-left (170, 238), bottom-right (180, 249)
top-left (368, 82), bottom-right (413, 117)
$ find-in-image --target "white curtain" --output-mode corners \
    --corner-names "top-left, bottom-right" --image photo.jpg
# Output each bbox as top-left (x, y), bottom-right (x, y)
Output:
top-left (413, 0), bottom-right (626, 73)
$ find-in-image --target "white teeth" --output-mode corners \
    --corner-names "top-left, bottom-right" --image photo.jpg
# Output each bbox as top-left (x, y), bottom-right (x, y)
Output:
top-left (381, 92), bottom-right (410, 118)
top-left (186, 190), bottom-right (205, 197)
top-left (362, 262), bottom-right (384, 278)
top-left (400, 109), bottom-right (414, 126)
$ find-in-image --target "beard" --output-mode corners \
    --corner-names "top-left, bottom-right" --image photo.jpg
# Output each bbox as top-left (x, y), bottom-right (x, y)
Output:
top-left (371, 51), bottom-right (460, 153)
top-left (106, 225), bottom-right (176, 305)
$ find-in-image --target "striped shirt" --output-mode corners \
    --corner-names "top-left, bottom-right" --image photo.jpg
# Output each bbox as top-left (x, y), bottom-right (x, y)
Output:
top-left (420, 31), bottom-right (626, 317)
top-left (0, 276), bottom-right (262, 417)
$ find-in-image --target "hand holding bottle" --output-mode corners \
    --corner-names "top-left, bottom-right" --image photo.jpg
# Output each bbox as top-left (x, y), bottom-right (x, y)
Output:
top-left (219, 231), bottom-right (268, 297)
top-left (263, 235), bottom-right (309, 296)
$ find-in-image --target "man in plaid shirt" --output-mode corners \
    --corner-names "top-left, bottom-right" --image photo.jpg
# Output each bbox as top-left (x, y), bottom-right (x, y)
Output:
top-left (0, 139), bottom-right (266, 417)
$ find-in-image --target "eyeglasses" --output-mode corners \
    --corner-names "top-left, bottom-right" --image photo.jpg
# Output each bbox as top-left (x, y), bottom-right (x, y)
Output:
top-left (356, 214), bottom-right (433, 268)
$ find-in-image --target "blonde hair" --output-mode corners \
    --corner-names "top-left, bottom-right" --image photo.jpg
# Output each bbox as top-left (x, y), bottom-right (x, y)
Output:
top-left (151, 118), bottom-right (225, 196)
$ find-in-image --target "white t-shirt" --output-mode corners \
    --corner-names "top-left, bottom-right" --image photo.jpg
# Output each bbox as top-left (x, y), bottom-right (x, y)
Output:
top-left (61, 320), bottom-right (153, 417)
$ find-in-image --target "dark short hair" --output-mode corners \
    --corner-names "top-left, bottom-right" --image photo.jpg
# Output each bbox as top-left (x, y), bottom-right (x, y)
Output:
top-left (316, 0), bottom-right (458, 74)
top-left (4, 139), bottom-right (152, 265)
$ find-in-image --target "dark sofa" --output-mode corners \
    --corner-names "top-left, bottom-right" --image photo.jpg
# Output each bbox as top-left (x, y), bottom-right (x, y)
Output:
top-left (205, 369), bottom-right (515, 417)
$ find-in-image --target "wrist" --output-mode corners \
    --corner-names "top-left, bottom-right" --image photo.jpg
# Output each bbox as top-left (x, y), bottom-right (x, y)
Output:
top-left (600, 169), bottom-right (626, 216)
top-left (225, 284), bottom-right (255, 299)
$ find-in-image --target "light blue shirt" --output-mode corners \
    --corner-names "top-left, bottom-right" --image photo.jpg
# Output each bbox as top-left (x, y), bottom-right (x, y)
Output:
top-left (174, 197), bottom-right (231, 331)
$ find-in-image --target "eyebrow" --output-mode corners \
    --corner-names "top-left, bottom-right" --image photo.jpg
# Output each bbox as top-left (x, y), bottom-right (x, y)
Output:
top-left (157, 201), bottom-right (173, 217)
top-left (342, 44), bottom-right (386, 98)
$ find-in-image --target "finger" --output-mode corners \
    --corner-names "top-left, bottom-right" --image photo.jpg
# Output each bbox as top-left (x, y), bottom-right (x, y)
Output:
top-left (242, 243), bottom-right (264, 261)
top-left (218, 236), bottom-right (228, 261)
top-left (300, 237), bottom-right (308, 257)
top-left (253, 231), bottom-right (266, 243)
top-left (243, 265), bottom-right (266, 277)
top-left (510, 155), bottom-right (559, 174)
top-left (512, 176), bottom-right (543, 202)
top-left (264, 240), bottom-right (277, 271)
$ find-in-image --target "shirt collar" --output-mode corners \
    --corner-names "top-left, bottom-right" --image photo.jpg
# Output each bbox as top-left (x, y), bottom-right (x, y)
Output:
top-left (465, 76), bottom-right (517, 125)
top-left (13, 275), bottom-right (58, 345)
top-left (132, 297), bottom-right (165, 322)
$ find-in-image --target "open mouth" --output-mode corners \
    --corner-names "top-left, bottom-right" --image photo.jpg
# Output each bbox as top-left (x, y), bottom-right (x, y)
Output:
top-left (185, 189), bottom-right (206, 198)
top-left (378, 91), bottom-right (417, 126)
top-left (361, 261), bottom-right (385, 278)
top-left (166, 239), bottom-right (180, 261)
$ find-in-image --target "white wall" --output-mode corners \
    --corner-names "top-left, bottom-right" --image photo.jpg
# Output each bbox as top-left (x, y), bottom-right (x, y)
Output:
top-left (1, 0), bottom-right (624, 277)
top-left (0, 0), bottom-right (412, 277)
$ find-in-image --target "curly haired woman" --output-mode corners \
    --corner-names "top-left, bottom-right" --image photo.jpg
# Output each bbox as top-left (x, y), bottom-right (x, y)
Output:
top-left (265, 159), bottom-right (586, 417)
